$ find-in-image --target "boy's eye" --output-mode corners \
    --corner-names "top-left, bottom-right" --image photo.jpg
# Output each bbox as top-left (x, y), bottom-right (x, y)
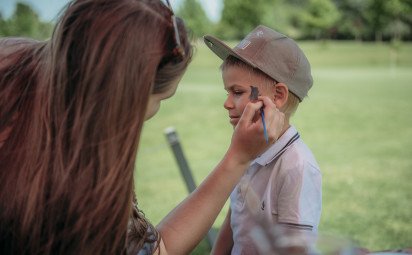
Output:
top-left (233, 90), bottom-right (244, 95)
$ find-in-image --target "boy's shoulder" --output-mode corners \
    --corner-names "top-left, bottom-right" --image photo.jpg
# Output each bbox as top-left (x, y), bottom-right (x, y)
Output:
top-left (257, 126), bottom-right (320, 177)
top-left (280, 138), bottom-right (320, 173)
top-left (286, 136), bottom-right (318, 163)
top-left (256, 126), bottom-right (316, 164)
top-left (271, 138), bottom-right (321, 189)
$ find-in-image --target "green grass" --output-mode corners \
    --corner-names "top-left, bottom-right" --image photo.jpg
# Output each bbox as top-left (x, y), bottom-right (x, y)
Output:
top-left (135, 41), bottom-right (412, 254)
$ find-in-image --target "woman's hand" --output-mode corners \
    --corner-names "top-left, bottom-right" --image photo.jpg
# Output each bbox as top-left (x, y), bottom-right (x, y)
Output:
top-left (228, 96), bottom-right (285, 164)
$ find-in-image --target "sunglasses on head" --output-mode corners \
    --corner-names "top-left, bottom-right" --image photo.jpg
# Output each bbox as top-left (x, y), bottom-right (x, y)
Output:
top-left (164, 0), bottom-right (185, 59)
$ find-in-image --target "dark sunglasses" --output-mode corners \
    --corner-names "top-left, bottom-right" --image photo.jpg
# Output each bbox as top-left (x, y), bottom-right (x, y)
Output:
top-left (165, 0), bottom-right (185, 58)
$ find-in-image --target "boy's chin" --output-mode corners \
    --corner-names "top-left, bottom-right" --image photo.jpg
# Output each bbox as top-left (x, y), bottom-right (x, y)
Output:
top-left (230, 118), bottom-right (239, 127)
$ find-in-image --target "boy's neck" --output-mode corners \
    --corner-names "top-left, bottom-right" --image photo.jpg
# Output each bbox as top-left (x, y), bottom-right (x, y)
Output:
top-left (279, 119), bottom-right (291, 139)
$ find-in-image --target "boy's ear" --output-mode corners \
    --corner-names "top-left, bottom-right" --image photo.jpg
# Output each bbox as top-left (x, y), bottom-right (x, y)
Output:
top-left (273, 83), bottom-right (288, 108)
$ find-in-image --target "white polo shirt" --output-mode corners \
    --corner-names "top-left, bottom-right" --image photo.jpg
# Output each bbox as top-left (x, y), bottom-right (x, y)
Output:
top-left (229, 126), bottom-right (322, 255)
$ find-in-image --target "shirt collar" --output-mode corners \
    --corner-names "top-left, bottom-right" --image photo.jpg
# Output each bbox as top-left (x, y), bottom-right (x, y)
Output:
top-left (253, 125), bottom-right (299, 166)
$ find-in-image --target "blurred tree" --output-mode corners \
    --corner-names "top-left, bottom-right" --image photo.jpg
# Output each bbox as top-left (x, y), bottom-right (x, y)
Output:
top-left (383, 0), bottom-right (411, 41)
top-left (218, 0), bottom-right (266, 40)
top-left (365, 0), bottom-right (391, 41)
top-left (10, 3), bottom-right (42, 37)
top-left (300, 0), bottom-right (340, 39)
top-left (0, 14), bottom-right (8, 36)
top-left (37, 22), bottom-right (54, 40)
top-left (0, 2), bottom-right (53, 40)
top-left (364, 0), bottom-right (412, 41)
top-left (261, 0), bottom-right (307, 39)
top-left (177, 0), bottom-right (212, 38)
top-left (333, 0), bottom-right (369, 40)
top-left (213, 0), bottom-right (412, 41)
top-left (399, 0), bottom-right (412, 34)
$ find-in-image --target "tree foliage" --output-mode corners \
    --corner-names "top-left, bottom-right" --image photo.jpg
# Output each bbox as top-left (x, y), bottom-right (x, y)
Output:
top-left (261, 0), bottom-right (303, 38)
top-left (217, 0), bottom-right (267, 40)
top-left (366, 0), bottom-right (390, 41)
top-left (177, 0), bottom-right (212, 38)
top-left (214, 0), bottom-right (412, 41)
top-left (2, 0), bottom-right (412, 42)
top-left (333, 0), bottom-right (369, 40)
top-left (0, 2), bottom-right (53, 40)
top-left (301, 0), bottom-right (341, 39)
top-left (383, 0), bottom-right (411, 40)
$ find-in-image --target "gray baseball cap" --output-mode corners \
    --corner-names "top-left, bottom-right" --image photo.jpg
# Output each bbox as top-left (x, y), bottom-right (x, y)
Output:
top-left (203, 25), bottom-right (313, 101)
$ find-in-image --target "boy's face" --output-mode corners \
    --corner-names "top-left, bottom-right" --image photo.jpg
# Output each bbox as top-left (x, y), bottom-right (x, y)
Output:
top-left (222, 65), bottom-right (275, 127)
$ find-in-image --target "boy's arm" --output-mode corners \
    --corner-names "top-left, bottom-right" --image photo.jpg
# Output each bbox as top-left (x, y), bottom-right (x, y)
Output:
top-left (211, 208), bottom-right (233, 255)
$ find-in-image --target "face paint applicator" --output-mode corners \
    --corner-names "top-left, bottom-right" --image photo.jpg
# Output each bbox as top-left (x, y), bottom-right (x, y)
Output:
top-left (250, 86), bottom-right (269, 143)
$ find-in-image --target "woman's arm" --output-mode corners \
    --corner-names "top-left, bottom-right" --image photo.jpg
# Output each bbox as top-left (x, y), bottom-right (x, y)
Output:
top-left (211, 208), bottom-right (233, 255)
top-left (155, 97), bottom-right (284, 255)
top-left (156, 152), bottom-right (248, 255)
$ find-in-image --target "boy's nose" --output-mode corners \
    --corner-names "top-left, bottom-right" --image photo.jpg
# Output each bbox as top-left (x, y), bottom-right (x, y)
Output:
top-left (224, 96), bottom-right (234, 110)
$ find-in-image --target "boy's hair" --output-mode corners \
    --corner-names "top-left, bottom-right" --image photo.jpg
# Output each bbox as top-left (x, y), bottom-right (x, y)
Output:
top-left (221, 56), bottom-right (299, 118)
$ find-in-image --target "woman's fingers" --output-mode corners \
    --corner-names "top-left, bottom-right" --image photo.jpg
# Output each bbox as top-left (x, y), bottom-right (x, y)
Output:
top-left (237, 96), bottom-right (284, 142)
top-left (229, 97), bottom-right (285, 161)
top-left (237, 100), bottom-right (263, 128)
top-left (258, 96), bottom-right (285, 143)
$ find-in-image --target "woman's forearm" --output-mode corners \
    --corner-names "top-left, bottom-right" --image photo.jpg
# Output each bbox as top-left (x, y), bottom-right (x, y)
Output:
top-left (156, 150), bottom-right (249, 255)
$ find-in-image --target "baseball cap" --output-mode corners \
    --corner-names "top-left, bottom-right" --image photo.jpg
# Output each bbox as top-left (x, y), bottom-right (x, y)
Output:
top-left (203, 25), bottom-right (313, 101)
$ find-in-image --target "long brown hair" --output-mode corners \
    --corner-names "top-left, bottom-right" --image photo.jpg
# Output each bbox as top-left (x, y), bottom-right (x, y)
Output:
top-left (0, 0), bottom-right (192, 254)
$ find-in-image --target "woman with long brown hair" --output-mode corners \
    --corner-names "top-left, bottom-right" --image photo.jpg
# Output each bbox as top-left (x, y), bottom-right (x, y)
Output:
top-left (0, 0), bottom-right (284, 254)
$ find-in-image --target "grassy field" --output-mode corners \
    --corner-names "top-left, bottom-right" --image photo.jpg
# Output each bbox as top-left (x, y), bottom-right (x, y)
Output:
top-left (135, 41), bottom-right (412, 254)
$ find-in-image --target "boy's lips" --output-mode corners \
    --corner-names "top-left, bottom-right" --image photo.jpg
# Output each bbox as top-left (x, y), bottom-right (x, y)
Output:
top-left (229, 115), bottom-right (239, 125)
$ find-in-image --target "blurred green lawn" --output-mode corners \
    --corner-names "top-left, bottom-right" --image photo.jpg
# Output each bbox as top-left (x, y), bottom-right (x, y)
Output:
top-left (135, 41), bottom-right (412, 254)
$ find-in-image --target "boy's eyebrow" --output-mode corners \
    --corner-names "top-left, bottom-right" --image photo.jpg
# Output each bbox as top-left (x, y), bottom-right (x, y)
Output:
top-left (224, 84), bottom-right (247, 91)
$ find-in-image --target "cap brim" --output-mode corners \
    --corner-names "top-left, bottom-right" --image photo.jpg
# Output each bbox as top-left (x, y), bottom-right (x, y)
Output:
top-left (203, 35), bottom-right (257, 68)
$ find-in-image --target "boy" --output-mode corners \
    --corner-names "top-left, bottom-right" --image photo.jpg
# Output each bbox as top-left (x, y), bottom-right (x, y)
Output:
top-left (204, 25), bottom-right (322, 254)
